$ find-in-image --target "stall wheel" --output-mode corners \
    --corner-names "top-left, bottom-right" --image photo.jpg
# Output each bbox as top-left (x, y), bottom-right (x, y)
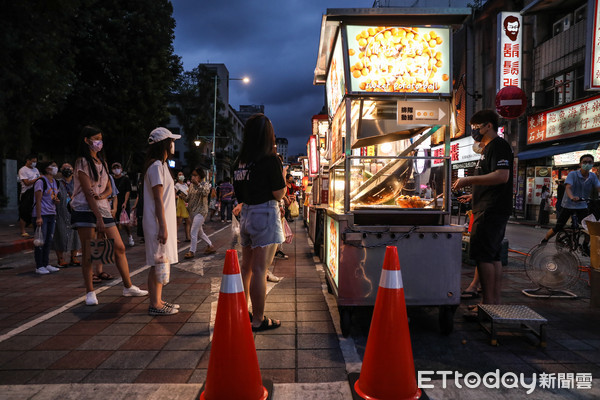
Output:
top-left (339, 307), bottom-right (352, 338)
top-left (439, 305), bottom-right (457, 335)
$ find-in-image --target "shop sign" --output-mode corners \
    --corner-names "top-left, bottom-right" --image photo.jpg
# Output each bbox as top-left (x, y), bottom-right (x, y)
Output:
top-left (497, 12), bottom-right (522, 90)
top-left (554, 147), bottom-right (600, 166)
top-left (526, 169), bottom-right (552, 205)
top-left (431, 136), bottom-right (479, 166)
top-left (585, 0), bottom-right (600, 90)
top-left (308, 135), bottom-right (320, 177)
top-left (527, 94), bottom-right (600, 144)
top-left (312, 115), bottom-right (329, 152)
top-left (515, 167), bottom-right (525, 211)
top-left (397, 100), bottom-right (450, 126)
top-left (326, 31), bottom-right (345, 118)
top-left (345, 25), bottom-right (451, 95)
top-left (325, 216), bottom-right (339, 287)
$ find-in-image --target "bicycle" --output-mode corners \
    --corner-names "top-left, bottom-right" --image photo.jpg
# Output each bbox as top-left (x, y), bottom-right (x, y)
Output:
top-left (554, 202), bottom-right (592, 258)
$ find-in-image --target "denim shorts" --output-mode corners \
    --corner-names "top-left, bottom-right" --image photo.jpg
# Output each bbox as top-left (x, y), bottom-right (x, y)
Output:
top-left (71, 210), bottom-right (116, 229)
top-left (240, 200), bottom-right (284, 248)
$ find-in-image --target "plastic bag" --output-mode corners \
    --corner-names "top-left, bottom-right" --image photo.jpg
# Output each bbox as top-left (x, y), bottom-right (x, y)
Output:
top-left (119, 208), bottom-right (130, 225)
top-left (283, 218), bottom-right (293, 244)
top-left (33, 226), bottom-right (44, 247)
top-left (129, 208), bottom-right (137, 226)
top-left (289, 201), bottom-right (299, 218)
top-left (231, 214), bottom-right (241, 248)
top-left (154, 242), bottom-right (170, 284)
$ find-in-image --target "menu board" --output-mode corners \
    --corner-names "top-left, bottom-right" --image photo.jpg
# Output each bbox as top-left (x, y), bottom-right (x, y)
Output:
top-left (326, 31), bottom-right (345, 118)
top-left (345, 25), bottom-right (451, 94)
top-left (325, 216), bottom-right (339, 287)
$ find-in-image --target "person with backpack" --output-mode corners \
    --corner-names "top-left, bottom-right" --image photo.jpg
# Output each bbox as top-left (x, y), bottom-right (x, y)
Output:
top-left (18, 154), bottom-right (40, 237)
top-left (33, 161), bottom-right (61, 275)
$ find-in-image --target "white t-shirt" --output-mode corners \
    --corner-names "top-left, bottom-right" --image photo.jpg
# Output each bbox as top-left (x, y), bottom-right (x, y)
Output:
top-left (174, 182), bottom-right (189, 196)
top-left (143, 160), bottom-right (178, 265)
top-left (71, 158), bottom-right (112, 218)
top-left (18, 166), bottom-right (40, 194)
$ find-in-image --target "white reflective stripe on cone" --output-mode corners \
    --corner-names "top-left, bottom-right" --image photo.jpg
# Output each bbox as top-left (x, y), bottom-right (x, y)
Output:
top-left (220, 274), bottom-right (244, 294)
top-left (379, 269), bottom-right (403, 289)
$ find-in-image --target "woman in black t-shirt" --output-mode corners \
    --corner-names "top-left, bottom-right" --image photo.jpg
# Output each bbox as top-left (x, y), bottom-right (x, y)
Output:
top-left (232, 114), bottom-right (286, 332)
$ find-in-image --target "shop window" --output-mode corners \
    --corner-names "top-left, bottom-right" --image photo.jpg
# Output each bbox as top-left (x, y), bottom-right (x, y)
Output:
top-left (543, 67), bottom-right (584, 107)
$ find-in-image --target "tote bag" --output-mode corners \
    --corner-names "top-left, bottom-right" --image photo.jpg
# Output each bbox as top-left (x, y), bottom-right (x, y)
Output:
top-left (87, 234), bottom-right (115, 265)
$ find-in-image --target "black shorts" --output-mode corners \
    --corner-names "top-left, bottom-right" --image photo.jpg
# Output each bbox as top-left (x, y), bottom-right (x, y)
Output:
top-left (70, 210), bottom-right (116, 229)
top-left (469, 211), bottom-right (509, 262)
top-left (553, 207), bottom-right (589, 232)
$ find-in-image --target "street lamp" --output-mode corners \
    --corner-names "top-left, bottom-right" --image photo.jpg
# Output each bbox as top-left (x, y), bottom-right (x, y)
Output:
top-left (211, 75), bottom-right (250, 186)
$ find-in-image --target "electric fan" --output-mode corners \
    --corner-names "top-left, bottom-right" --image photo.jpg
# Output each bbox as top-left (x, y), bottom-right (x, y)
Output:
top-left (522, 244), bottom-right (580, 298)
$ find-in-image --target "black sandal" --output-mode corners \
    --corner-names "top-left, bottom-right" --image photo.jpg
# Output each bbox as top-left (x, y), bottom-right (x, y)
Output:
top-left (98, 272), bottom-right (114, 280)
top-left (252, 316), bottom-right (281, 332)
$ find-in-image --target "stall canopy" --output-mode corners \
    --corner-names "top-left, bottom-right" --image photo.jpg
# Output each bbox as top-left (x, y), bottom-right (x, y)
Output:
top-left (517, 140), bottom-right (600, 160)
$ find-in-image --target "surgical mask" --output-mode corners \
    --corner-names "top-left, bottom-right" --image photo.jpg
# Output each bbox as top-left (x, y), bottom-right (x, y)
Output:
top-left (472, 141), bottom-right (484, 154)
top-left (61, 169), bottom-right (72, 178)
top-left (170, 141), bottom-right (175, 155)
top-left (48, 166), bottom-right (58, 176)
top-left (178, 175), bottom-right (185, 182)
top-left (113, 168), bottom-right (122, 175)
top-left (89, 140), bottom-right (103, 152)
top-left (582, 163), bottom-right (593, 171)
top-left (471, 128), bottom-right (484, 142)
top-left (31, 162), bottom-right (37, 168)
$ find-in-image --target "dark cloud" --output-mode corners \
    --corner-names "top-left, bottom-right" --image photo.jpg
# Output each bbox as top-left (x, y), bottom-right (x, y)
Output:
top-left (172, 0), bottom-right (368, 155)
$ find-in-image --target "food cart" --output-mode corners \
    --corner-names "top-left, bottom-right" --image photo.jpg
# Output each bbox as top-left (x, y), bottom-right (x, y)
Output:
top-left (313, 8), bottom-right (470, 335)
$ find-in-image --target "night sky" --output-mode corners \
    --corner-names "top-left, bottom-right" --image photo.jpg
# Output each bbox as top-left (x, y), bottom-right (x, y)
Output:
top-left (171, 0), bottom-right (369, 156)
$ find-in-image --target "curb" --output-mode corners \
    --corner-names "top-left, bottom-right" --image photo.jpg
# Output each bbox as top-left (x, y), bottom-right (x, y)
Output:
top-left (0, 238), bottom-right (33, 256)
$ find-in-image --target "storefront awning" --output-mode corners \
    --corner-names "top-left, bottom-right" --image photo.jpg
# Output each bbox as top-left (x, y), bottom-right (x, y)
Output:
top-left (517, 140), bottom-right (600, 161)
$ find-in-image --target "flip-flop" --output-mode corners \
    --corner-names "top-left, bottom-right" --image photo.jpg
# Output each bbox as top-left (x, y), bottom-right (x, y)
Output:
top-left (461, 290), bottom-right (479, 299)
top-left (92, 274), bottom-right (102, 284)
top-left (98, 272), bottom-right (113, 280)
top-left (252, 316), bottom-right (281, 332)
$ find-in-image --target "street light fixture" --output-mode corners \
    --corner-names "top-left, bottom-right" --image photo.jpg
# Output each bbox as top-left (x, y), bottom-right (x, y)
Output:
top-left (211, 75), bottom-right (250, 186)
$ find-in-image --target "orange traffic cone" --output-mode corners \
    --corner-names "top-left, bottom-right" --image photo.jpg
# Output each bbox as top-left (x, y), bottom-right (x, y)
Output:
top-left (353, 246), bottom-right (427, 400)
top-left (199, 249), bottom-right (268, 400)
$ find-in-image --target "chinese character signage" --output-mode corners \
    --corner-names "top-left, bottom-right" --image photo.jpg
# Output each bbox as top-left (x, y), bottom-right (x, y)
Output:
top-left (345, 25), bottom-right (451, 95)
top-left (308, 135), bottom-right (320, 177)
top-left (497, 12), bottom-right (522, 91)
top-left (430, 136), bottom-right (479, 166)
top-left (527, 94), bottom-right (600, 144)
top-left (326, 31), bottom-right (345, 118)
top-left (585, 0), bottom-right (600, 90)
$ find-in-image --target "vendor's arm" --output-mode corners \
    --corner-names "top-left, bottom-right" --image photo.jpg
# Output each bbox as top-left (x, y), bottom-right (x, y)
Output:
top-left (152, 184), bottom-right (167, 244)
top-left (453, 169), bottom-right (509, 190)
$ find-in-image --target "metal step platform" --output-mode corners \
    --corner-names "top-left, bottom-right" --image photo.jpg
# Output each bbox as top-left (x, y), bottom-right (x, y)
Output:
top-left (477, 304), bottom-right (548, 347)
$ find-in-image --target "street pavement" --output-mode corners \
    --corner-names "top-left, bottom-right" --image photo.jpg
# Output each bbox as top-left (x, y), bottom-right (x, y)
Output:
top-left (0, 209), bottom-right (599, 399)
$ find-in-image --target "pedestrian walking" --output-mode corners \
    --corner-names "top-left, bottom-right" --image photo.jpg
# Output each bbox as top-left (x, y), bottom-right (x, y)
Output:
top-left (111, 162), bottom-right (135, 247)
top-left (233, 113), bottom-right (286, 331)
top-left (175, 171), bottom-right (191, 242)
top-left (453, 109), bottom-right (513, 307)
top-left (52, 163), bottom-right (81, 267)
top-left (18, 154), bottom-right (40, 237)
top-left (70, 126), bottom-right (148, 306)
top-left (218, 177), bottom-right (234, 222)
top-left (32, 161), bottom-right (60, 275)
top-left (183, 167), bottom-right (216, 259)
top-left (143, 127), bottom-right (181, 316)
top-left (537, 185), bottom-right (550, 227)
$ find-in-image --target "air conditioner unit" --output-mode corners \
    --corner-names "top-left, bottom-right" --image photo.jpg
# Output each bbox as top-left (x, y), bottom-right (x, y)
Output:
top-left (553, 14), bottom-right (573, 36)
top-left (575, 4), bottom-right (587, 23)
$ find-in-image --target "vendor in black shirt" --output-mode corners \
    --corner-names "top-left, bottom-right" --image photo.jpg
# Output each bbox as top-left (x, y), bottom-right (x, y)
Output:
top-left (453, 109), bottom-right (513, 306)
top-left (232, 113), bottom-right (286, 332)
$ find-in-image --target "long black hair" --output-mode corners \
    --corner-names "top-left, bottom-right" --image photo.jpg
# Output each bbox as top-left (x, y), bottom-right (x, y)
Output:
top-left (143, 139), bottom-right (172, 175)
top-left (76, 126), bottom-right (107, 182)
top-left (237, 114), bottom-right (276, 165)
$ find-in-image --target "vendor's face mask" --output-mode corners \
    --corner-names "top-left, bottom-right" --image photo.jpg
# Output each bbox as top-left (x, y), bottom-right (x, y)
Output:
top-left (470, 123), bottom-right (488, 142)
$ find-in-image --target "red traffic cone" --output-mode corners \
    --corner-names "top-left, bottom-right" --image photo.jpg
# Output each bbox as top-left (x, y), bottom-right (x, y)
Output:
top-left (353, 246), bottom-right (426, 400)
top-left (200, 249), bottom-right (268, 400)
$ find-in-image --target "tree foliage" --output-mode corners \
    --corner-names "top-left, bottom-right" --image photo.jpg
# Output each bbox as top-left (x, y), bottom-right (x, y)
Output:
top-left (1, 0), bottom-right (182, 174)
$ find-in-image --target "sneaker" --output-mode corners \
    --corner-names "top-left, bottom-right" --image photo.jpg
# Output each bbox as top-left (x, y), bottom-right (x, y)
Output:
top-left (123, 285), bottom-right (148, 297)
top-left (275, 250), bottom-right (289, 260)
top-left (149, 305), bottom-right (179, 316)
top-left (267, 271), bottom-right (281, 282)
top-left (36, 267), bottom-right (50, 275)
top-left (45, 265), bottom-right (60, 272)
top-left (85, 292), bottom-right (98, 306)
top-left (128, 236), bottom-right (135, 247)
top-left (204, 245), bottom-right (216, 255)
top-left (163, 301), bottom-right (180, 309)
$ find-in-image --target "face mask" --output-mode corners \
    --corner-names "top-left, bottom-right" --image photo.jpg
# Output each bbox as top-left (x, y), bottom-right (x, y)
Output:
top-left (178, 175), bottom-right (185, 182)
top-left (471, 128), bottom-right (484, 142)
top-left (113, 168), bottom-right (122, 175)
top-left (31, 162), bottom-right (37, 168)
top-left (48, 166), bottom-right (58, 176)
top-left (582, 163), bottom-right (593, 171)
top-left (61, 169), bottom-right (73, 178)
top-left (170, 141), bottom-right (175, 155)
top-left (472, 142), bottom-right (484, 154)
top-left (88, 139), bottom-right (103, 152)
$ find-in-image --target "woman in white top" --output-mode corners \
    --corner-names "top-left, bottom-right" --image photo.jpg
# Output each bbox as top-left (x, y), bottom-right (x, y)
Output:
top-left (143, 127), bottom-right (181, 316)
top-left (71, 126), bottom-right (148, 306)
top-left (174, 171), bottom-right (191, 242)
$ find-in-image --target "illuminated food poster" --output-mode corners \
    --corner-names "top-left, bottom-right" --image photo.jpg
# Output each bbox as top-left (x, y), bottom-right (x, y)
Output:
top-left (326, 31), bottom-right (345, 117)
top-left (325, 216), bottom-right (339, 286)
top-left (346, 25), bottom-right (451, 94)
